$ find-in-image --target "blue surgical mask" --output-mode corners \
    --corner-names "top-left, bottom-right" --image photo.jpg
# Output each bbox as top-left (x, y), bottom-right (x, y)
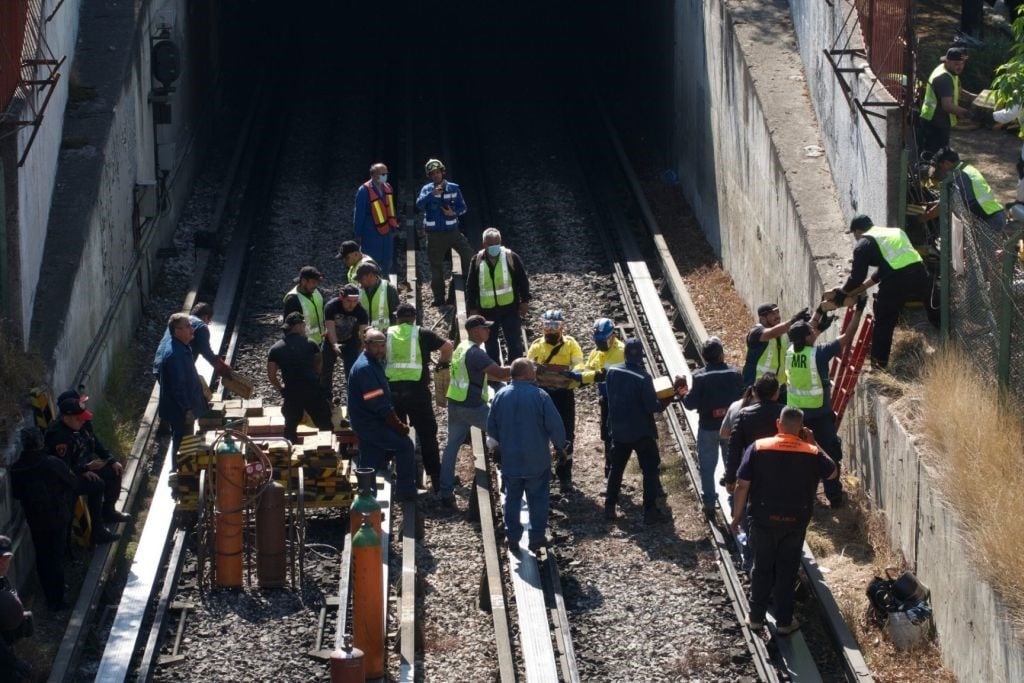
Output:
top-left (378, 174), bottom-right (388, 183)
top-left (486, 245), bottom-right (502, 257)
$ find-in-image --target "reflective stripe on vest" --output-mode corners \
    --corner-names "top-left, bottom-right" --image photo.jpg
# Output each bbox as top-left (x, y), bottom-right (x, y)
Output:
top-left (755, 334), bottom-right (787, 384)
top-left (360, 284), bottom-right (391, 331)
top-left (447, 340), bottom-right (490, 403)
top-left (920, 64), bottom-right (959, 126)
top-left (423, 185), bottom-right (460, 229)
top-left (785, 345), bottom-right (824, 409)
top-left (385, 324), bottom-right (421, 382)
top-left (283, 287), bottom-right (325, 344)
top-left (365, 181), bottom-right (398, 235)
top-left (864, 226), bottom-right (923, 271)
top-left (961, 164), bottom-right (1004, 216)
top-left (478, 249), bottom-right (515, 308)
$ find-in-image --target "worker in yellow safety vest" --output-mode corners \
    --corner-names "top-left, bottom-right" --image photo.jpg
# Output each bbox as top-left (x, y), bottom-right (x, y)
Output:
top-left (918, 48), bottom-right (976, 155)
top-left (466, 227), bottom-right (532, 362)
top-left (337, 240), bottom-right (380, 285)
top-left (932, 147), bottom-right (1008, 233)
top-left (354, 262), bottom-right (399, 332)
top-left (283, 265), bottom-right (326, 345)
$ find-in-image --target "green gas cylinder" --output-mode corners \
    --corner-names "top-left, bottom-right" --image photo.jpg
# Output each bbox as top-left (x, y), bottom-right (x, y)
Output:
top-left (349, 467), bottom-right (381, 537)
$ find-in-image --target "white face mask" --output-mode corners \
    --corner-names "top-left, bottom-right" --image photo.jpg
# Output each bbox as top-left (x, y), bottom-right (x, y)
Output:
top-left (486, 244), bottom-right (502, 257)
top-left (378, 174), bottom-right (388, 183)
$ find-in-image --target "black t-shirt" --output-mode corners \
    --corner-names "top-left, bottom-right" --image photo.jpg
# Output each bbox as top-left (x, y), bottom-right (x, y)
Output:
top-left (930, 72), bottom-right (955, 129)
top-left (392, 327), bottom-right (447, 386)
top-left (268, 333), bottom-right (321, 387)
top-left (324, 298), bottom-right (369, 347)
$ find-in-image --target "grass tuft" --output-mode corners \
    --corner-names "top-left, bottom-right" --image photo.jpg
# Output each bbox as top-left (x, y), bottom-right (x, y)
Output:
top-left (917, 345), bottom-right (1024, 627)
top-left (0, 327), bottom-right (44, 435)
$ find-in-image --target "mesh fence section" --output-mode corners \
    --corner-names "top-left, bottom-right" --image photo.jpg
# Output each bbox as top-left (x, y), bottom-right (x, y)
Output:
top-left (946, 188), bottom-right (1024, 401)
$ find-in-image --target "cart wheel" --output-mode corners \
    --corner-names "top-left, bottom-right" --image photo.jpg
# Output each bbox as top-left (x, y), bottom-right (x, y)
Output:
top-left (196, 469), bottom-right (209, 592)
top-left (298, 467), bottom-right (306, 588)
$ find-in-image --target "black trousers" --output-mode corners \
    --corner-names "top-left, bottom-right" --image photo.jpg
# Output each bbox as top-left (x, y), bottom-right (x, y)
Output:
top-left (917, 122), bottom-right (950, 159)
top-left (27, 518), bottom-right (68, 610)
top-left (804, 411), bottom-right (842, 499)
top-left (544, 387), bottom-right (575, 484)
top-left (281, 384), bottom-right (333, 443)
top-left (748, 521), bottom-right (808, 626)
top-left (391, 382), bottom-right (441, 480)
top-left (598, 395), bottom-right (611, 476)
top-left (605, 436), bottom-right (662, 511)
top-left (320, 340), bottom-right (337, 397)
top-left (75, 461), bottom-right (122, 526)
top-left (873, 264), bottom-right (937, 368)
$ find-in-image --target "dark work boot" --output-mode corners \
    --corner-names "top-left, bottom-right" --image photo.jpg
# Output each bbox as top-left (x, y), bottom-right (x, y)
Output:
top-left (92, 526), bottom-right (121, 545)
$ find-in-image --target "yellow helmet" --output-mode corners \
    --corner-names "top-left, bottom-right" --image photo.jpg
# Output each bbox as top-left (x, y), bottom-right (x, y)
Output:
top-left (425, 158), bottom-right (446, 176)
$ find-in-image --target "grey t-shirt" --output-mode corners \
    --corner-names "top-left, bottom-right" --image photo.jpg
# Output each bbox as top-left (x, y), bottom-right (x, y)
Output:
top-left (461, 344), bottom-right (495, 408)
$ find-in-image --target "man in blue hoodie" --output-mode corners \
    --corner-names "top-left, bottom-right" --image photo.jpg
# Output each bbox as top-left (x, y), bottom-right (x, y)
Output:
top-left (487, 358), bottom-right (566, 554)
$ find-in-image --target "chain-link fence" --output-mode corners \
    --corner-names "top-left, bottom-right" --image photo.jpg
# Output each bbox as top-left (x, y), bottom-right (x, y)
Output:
top-left (939, 176), bottom-right (1024, 400)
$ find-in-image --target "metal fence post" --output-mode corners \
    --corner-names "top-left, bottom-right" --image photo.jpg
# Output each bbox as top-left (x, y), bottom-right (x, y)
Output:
top-left (939, 175), bottom-right (953, 340)
top-left (998, 229), bottom-right (1024, 389)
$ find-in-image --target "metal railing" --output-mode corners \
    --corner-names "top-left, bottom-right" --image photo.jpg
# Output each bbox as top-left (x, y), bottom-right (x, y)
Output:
top-left (938, 177), bottom-right (1024, 399)
top-left (854, 0), bottom-right (914, 105)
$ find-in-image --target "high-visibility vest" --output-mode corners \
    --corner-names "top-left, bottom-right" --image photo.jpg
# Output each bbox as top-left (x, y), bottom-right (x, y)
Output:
top-left (478, 249), bottom-right (515, 309)
top-left (920, 64), bottom-right (959, 126)
top-left (360, 283), bottom-right (391, 331)
top-left (863, 226), bottom-right (923, 271)
top-left (385, 324), bottom-right (422, 382)
top-left (283, 287), bottom-right (325, 344)
top-left (347, 256), bottom-right (379, 284)
top-left (447, 340), bottom-right (490, 404)
top-left (960, 164), bottom-right (1004, 216)
top-left (754, 334), bottom-right (788, 384)
top-left (364, 181), bottom-right (399, 235)
top-left (785, 345), bottom-right (824, 410)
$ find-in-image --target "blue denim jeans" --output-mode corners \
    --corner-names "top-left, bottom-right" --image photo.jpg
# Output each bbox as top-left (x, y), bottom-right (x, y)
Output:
top-left (504, 470), bottom-right (551, 547)
top-left (697, 428), bottom-right (727, 511)
top-left (357, 429), bottom-right (417, 498)
top-left (440, 402), bottom-right (490, 496)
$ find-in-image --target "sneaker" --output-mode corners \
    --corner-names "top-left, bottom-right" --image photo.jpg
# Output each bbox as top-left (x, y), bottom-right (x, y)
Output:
top-left (745, 615), bottom-right (765, 630)
top-left (92, 528), bottom-right (121, 545)
top-left (644, 508), bottom-right (670, 525)
top-left (103, 510), bottom-right (132, 524)
top-left (776, 617), bottom-right (802, 635)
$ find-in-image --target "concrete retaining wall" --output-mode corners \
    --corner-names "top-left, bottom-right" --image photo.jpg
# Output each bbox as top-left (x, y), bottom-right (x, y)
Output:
top-left (788, 0), bottom-right (903, 225)
top-left (846, 389), bottom-right (1024, 682)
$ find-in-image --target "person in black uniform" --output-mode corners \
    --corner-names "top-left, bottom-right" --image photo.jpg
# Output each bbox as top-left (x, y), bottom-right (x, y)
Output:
top-left (830, 214), bottom-right (938, 370)
top-left (267, 312), bottom-right (334, 442)
top-left (323, 284), bottom-right (369, 390)
top-left (44, 396), bottom-right (128, 544)
top-left (385, 303), bottom-right (453, 492)
top-left (725, 373), bottom-right (784, 491)
top-left (0, 535), bottom-right (33, 681)
top-left (731, 406), bottom-right (837, 635)
top-left (10, 427), bottom-right (76, 612)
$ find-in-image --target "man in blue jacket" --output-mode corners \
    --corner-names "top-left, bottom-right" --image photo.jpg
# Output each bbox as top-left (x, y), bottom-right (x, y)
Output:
top-left (353, 162), bottom-right (400, 278)
top-left (487, 358), bottom-right (566, 554)
top-left (155, 312), bottom-right (209, 456)
top-left (347, 328), bottom-right (417, 502)
top-left (416, 158), bottom-right (472, 307)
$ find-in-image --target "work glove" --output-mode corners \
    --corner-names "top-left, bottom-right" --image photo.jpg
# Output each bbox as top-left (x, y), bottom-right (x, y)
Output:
top-left (789, 307), bottom-right (812, 325)
top-left (673, 375), bottom-right (689, 396)
top-left (856, 294), bottom-right (868, 312)
top-left (553, 449), bottom-right (568, 473)
top-left (385, 410), bottom-right (410, 436)
top-left (593, 368), bottom-right (608, 383)
top-left (817, 312), bottom-right (836, 332)
top-left (562, 370), bottom-right (583, 384)
top-left (213, 357), bottom-right (232, 377)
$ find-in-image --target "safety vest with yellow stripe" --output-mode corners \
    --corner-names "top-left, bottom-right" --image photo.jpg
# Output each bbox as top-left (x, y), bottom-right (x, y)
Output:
top-left (864, 226), bottom-right (923, 271)
top-left (754, 333), bottom-right (788, 385)
top-left (283, 287), bottom-right (325, 344)
top-left (785, 345), bottom-right (824, 410)
top-left (447, 340), bottom-right (490, 403)
top-left (364, 180), bottom-right (399, 235)
top-left (920, 64), bottom-right (959, 126)
top-left (385, 323), bottom-right (422, 382)
top-left (479, 248), bottom-right (515, 309)
top-left (360, 283), bottom-right (391, 331)
top-left (960, 164), bottom-right (1004, 216)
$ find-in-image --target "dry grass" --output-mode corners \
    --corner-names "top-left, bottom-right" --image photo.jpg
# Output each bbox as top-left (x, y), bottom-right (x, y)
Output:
top-left (0, 327), bottom-right (44, 436)
top-left (916, 345), bottom-right (1024, 628)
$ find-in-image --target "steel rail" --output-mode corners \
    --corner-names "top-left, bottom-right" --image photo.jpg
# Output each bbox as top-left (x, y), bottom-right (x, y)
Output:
top-left (594, 102), bottom-right (874, 683)
top-left (46, 87), bottom-right (268, 683)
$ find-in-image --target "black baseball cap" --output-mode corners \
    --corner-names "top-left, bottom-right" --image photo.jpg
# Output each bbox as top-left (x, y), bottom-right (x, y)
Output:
top-left (465, 315), bottom-right (494, 331)
top-left (338, 240), bottom-right (360, 259)
top-left (934, 147), bottom-right (960, 164)
top-left (58, 397), bottom-right (94, 421)
top-left (282, 311), bottom-right (305, 330)
top-left (757, 303), bottom-right (778, 317)
top-left (355, 262), bottom-right (380, 279)
top-left (789, 321), bottom-right (813, 341)
top-left (624, 338), bottom-right (644, 361)
top-left (941, 47), bottom-right (969, 62)
top-left (340, 284), bottom-right (360, 298)
top-left (299, 266), bottom-right (324, 281)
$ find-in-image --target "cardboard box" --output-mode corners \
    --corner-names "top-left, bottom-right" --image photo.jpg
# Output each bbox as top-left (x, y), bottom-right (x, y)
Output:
top-left (654, 375), bottom-right (680, 400)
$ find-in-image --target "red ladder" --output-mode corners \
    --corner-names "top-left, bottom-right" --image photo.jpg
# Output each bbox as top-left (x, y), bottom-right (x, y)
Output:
top-left (829, 308), bottom-right (873, 429)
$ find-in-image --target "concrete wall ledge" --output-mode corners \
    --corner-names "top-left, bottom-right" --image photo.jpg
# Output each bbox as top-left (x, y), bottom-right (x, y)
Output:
top-left (847, 386), bottom-right (1024, 682)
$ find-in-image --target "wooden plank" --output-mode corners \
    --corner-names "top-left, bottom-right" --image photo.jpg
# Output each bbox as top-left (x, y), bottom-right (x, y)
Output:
top-left (398, 503), bottom-right (416, 682)
top-left (94, 442), bottom-right (178, 681)
top-left (470, 429), bottom-right (516, 683)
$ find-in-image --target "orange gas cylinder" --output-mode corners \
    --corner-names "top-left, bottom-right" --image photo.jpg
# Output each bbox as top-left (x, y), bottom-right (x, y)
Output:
top-left (215, 435), bottom-right (244, 588)
top-left (256, 480), bottom-right (286, 588)
top-left (329, 635), bottom-right (365, 682)
top-left (351, 515), bottom-right (384, 679)
top-left (349, 468), bottom-right (381, 539)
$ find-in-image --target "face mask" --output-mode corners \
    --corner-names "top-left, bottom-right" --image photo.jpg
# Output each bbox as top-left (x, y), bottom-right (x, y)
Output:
top-left (544, 333), bottom-right (561, 345)
top-left (595, 339), bottom-right (610, 351)
top-left (486, 244), bottom-right (502, 257)
top-left (378, 174), bottom-right (388, 183)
